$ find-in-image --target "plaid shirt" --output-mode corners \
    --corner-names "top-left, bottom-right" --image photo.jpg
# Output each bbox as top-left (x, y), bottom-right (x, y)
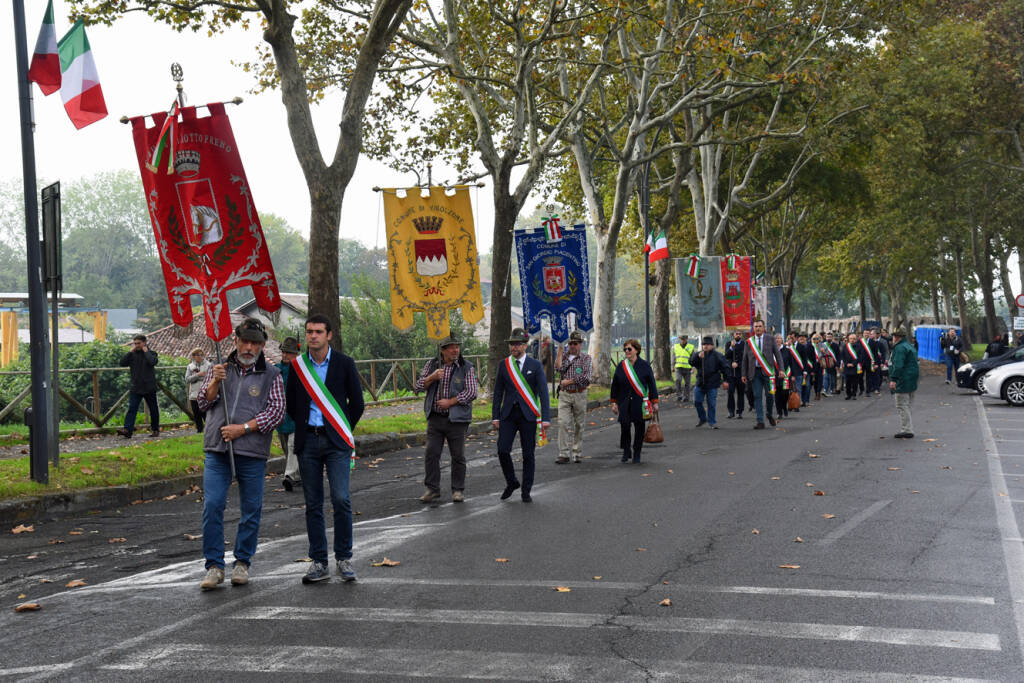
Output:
top-left (415, 358), bottom-right (478, 414)
top-left (197, 361), bottom-right (286, 433)
top-left (558, 352), bottom-right (593, 390)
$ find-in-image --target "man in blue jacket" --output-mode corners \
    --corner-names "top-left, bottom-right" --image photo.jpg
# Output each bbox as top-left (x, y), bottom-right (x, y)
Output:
top-left (492, 327), bottom-right (551, 502)
top-left (286, 314), bottom-right (365, 585)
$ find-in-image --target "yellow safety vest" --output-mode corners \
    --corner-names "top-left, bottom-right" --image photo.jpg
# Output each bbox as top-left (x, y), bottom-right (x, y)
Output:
top-left (674, 343), bottom-right (694, 369)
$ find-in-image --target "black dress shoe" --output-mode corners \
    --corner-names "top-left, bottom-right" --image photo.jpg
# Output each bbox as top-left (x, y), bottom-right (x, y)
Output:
top-left (282, 477), bottom-right (294, 492)
top-left (754, 423), bottom-right (765, 430)
top-left (621, 453), bottom-right (630, 463)
top-left (500, 482), bottom-right (521, 500)
top-left (727, 413), bottom-right (735, 419)
top-left (521, 493), bottom-right (532, 503)
top-left (736, 414), bottom-right (743, 419)
top-left (768, 416), bottom-right (777, 426)
top-left (695, 420), bottom-right (707, 428)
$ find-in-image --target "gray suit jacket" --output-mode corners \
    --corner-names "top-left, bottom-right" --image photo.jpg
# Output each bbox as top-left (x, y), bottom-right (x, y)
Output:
top-left (742, 334), bottom-right (785, 381)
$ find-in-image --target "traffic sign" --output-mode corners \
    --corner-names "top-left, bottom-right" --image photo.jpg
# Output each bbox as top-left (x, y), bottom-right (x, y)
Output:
top-left (1014, 316), bottom-right (1024, 331)
top-left (1016, 293), bottom-right (1024, 308)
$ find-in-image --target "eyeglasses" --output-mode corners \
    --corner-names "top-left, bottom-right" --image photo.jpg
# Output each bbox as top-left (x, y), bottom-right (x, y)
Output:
top-left (623, 346), bottom-right (635, 352)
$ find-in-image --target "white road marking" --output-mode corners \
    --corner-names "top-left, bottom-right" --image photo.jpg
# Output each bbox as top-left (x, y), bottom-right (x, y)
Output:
top-left (975, 396), bottom-right (1024, 666)
top-left (97, 643), bottom-right (998, 682)
top-left (700, 584), bottom-right (995, 605)
top-left (232, 606), bottom-right (1001, 651)
top-left (817, 499), bottom-right (892, 547)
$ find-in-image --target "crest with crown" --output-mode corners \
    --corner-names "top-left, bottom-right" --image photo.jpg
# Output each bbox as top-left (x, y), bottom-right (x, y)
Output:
top-left (413, 215), bottom-right (443, 234)
top-left (174, 149), bottom-right (201, 178)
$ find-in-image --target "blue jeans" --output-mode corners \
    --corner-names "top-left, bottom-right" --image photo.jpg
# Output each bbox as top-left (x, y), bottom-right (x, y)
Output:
top-left (751, 374), bottom-right (774, 423)
top-left (124, 392), bottom-right (159, 434)
top-left (202, 451), bottom-right (267, 570)
top-left (693, 385), bottom-right (718, 425)
top-left (299, 433), bottom-right (353, 564)
top-left (944, 354), bottom-right (959, 381)
top-left (799, 374), bottom-right (811, 404)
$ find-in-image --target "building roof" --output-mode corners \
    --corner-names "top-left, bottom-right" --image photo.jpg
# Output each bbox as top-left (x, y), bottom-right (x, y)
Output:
top-left (16, 328), bottom-right (95, 344)
top-left (143, 311), bottom-right (282, 363)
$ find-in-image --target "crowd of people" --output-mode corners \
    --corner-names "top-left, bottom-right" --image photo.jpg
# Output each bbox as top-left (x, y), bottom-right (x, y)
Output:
top-left (166, 314), bottom-right (920, 591)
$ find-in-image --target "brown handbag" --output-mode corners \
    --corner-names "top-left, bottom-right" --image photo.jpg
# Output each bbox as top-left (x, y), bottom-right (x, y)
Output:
top-left (788, 391), bottom-right (801, 410)
top-left (644, 413), bottom-right (664, 443)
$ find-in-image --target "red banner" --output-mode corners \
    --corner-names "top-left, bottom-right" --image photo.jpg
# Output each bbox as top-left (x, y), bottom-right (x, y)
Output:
top-left (130, 103), bottom-right (279, 340)
top-left (720, 255), bottom-right (752, 330)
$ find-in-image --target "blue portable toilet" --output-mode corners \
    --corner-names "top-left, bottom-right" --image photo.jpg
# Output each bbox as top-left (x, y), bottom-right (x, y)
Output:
top-left (913, 324), bottom-right (960, 363)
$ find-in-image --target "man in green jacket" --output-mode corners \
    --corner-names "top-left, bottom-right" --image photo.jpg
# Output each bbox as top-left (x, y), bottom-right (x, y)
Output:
top-left (888, 328), bottom-right (919, 439)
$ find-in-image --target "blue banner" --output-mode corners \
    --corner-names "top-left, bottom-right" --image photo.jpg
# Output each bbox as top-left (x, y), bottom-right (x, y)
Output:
top-left (515, 224), bottom-right (592, 342)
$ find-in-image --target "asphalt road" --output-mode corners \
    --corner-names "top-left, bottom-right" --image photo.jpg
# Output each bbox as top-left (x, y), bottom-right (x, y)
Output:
top-left (2, 374), bottom-right (1024, 681)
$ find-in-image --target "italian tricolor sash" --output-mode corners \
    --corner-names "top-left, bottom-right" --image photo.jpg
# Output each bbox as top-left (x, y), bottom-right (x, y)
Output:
top-left (747, 337), bottom-right (774, 377)
top-left (787, 346), bottom-right (804, 371)
top-left (845, 343), bottom-right (862, 374)
top-left (292, 353), bottom-right (355, 449)
top-left (860, 338), bottom-right (876, 365)
top-left (505, 356), bottom-right (541, 418)
top-left (621, 359), bottom-right (652, 418)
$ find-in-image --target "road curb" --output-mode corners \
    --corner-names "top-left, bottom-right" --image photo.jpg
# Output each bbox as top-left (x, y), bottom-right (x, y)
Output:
top-left (0, 393), bottom-right (657, 526)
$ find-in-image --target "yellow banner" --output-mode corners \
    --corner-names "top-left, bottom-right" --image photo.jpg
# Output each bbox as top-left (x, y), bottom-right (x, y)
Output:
top-left (1, 311), bottom-right (18, 367)
top-left (383, 186), bottom-right (484, 339)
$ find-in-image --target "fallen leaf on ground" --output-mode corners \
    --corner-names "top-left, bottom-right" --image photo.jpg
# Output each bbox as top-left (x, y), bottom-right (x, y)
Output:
top-left (494, 558), bottom-right (510, 563)
top-left (641, 473), bottom-right (651, 478)
top-left (11, 524), bottom-right (34, 534)
top-left (294, 557), bottom-right (312, 563)
top-left (68, 531), bottom-right (82, 536)
top-left (923, 438), bottom-right (936, 442)
top-left (667, 470), bottom-right (674, 474)
top-left (771, 476), bottom-right (781, 480)
top-left (778, 564), bottom-right (801, 569)
top-left (729, 472), bottom-right (735, 476)
top-left (635, 548), bottom-right (647, 552)
top-left (888, 467), bottom-right (901, 471)
top-left (813, 490), bottom-right (825, 496)
top-left (371, 557), bottom-right (401, 567)
top-left (108, 538), bottom-right (126, 544)
top-left (808, 453), bottom-right (819, 458)
top-left (911, 490), bottom-right (920, 494)
top-left (14, 603), bottom-right (41, 612)
top-left (65, 579), bottom-right (87, 588)
top-left (26, 554), bottom-right (38, 559)
top-left (592, 576), bottom-right (602, 580)
top-left (163, 494), bottom-right (177, 501)
top-left (941, 466), bottom-right (952, 470)
top-left (999, 492), bottom-right (1008, 497)
top-left (183, 533), bottom-right (201, 541)
top-left (38, 579), bottom-right (52, 584)
top-left (17, 594), bottom-right (26, 599)
top-left (659, 598), bottom-right (672, 606)
top-left (80, 468), bottom-right (94, 475)
top-left (805, 482), bottom-right (814, 487)
top-left (752, 529), bottom-right (760, 535)
top-left (554, 586), bottom-right (571, 592)
top-left (47, 539), bottom-right (63, 545)
top-left (794, 537), bottom-right (803, 543)
top-left (823, 514), bottom-right (836, 519)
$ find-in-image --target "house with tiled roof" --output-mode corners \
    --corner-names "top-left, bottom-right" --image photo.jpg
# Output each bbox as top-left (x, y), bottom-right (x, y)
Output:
top-left (143, 310), bottom-right (282, 364)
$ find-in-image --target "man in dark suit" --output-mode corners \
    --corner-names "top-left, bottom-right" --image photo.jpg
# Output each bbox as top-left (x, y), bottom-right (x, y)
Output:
top-left (286, 314), bottom-right (365, 585)
top-left (742, 320), bottom-right (785, 430)
top-left (492, 327), bottom-right (551, 502)
top-left (724, 330), bottom-right (746, 419)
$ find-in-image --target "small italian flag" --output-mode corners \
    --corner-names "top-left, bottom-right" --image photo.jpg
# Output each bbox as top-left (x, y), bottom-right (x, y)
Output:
top-left (57, 20), bottom-right (107, 130)
top-left (685, 253), bottom-right (700, 278)
top-left (27, 0), bottom-right (61, 95)
top-left (542, 214), bottom-right (563, 242)
top-left (644, 228), bottom-right (669, 263)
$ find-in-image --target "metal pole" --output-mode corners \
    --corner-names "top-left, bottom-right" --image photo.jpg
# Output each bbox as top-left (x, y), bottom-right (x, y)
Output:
top-left (13, 0), bottom-right (52, 483)
top-left (50, 287), bottom-right (59, 467)
top-left (643, 162), bottom-right (651, 361)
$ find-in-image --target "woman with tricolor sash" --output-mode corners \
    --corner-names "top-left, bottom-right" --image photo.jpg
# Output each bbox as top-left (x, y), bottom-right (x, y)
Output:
top-left (610, 339), bottom-right (659, 464)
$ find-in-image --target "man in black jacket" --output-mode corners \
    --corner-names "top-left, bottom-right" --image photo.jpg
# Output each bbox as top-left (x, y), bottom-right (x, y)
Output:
top-left (287, 314), bottom-right (365, 585)
top-left (724, 331), bottom-right (746, 419)
top-left (117, 334), bottom-right (159, 438)
top-left (690, 336), bottom-right (730, 429)
top-left (942, 328), bottom-right (963, 384)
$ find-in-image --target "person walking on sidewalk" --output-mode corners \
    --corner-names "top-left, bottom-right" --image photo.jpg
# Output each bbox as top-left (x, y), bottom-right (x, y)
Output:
top-left (611, 339), bottom-right (659, 462)
top-left (672, 335), bottom-right (695, 403)
top-left (492, 328), bottom-right (551, 502)
top-left (555, 330), bottom-right (592, 464)
top-left (276, 337), bottom-right (301, 492)
top-left (690, 336), bottom-right (729, 429)
top-left (196, 318), bottom-right (285, 590)
top-left (287, 314), bottom-right (365, 584)
top-left (117, 334), bottom-right (160, 439)
top-left (184, 348), bottom-right (210, 433)
top-left (889, 328), bottom-right (919, 439)
top-left (742, 320), bottom-right (784, 430)
top-left (415, 334), bottom-right (478, 503)
top-left (943, 328), bottom-right (963, 385)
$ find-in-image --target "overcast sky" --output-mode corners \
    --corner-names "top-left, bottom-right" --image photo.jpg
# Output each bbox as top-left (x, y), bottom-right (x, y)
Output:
top-left (1, 1), bottom-right (500, 254)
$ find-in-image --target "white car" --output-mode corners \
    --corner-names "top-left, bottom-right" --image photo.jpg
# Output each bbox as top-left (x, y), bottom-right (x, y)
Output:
top-left (982, 360), bottom-right (1024, 406)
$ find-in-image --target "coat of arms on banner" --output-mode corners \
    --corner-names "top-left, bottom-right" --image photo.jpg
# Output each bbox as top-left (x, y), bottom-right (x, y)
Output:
top-left (130, 103), bottom-right (280, 340)
top-left (382, 186), bottom-right (483, 339)
top-left (515, 224), bottom-right (592, 342)
top-left (720, 255), bottom-right (752, 330)
top-left (676, 256), bottom-right (725, 330)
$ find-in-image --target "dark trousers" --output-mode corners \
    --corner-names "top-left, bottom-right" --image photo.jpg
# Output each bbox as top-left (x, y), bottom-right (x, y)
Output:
top-left (812, 369), bottom-right (823, 396)
top-left (775, 385), bottom-right (789, 416)
top-left (846, 374), bottom-right (858, 398)
top-left (124, 392), bottom-right (159, 434)
top-left (424, 413), bottom-right (469, 493)
top-left (189, 399), bottom-right (205, 433)
top-left (857, 372), bottom-right (865, 394)
top-left (620, 419), bottom-right (645, 461)
top-left (827, 367), bottom-right (838, 393)
top-left (727, 376), bottom-right (745, 416)
top-left (866, 369), bottom-right (879, 393)
top-left (497, 406), bottom-right (537, 494)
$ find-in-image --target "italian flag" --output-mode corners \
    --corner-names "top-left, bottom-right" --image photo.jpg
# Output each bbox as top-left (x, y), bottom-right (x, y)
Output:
top-left (57, 20), bottom-right (107, 130)
top-left (644, 228), bottom-right (669, 263)
top-left (27, 0), bottom-right (61, 95)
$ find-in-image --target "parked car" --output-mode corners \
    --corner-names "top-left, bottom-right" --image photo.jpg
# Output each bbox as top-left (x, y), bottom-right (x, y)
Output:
top-left (957, 346), bottom-right (1024, 393)
top-left (982, 360), bottom-right (1024, 406)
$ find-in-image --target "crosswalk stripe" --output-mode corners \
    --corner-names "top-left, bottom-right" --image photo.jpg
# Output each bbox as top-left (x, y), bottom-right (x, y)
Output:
top-left (98, 643), bottom-right (998, 682)
top-left (231, 606), bottom-right (1001, 651)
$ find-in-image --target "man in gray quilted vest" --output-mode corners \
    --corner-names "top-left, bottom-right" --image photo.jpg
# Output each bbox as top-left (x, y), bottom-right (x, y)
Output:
top-left (414, 334), bottom-right (478, 503)
top-left (195, 318), bottom-right (285, 590)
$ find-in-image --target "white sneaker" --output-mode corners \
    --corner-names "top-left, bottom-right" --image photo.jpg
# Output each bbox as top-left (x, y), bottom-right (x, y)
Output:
top-left (200, 567), bottom-right (224, 590)
top-left (230, 563), bottom-right (249, 586)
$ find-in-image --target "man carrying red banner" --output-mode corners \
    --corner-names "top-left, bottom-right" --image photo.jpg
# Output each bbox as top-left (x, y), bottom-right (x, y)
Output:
top-left (742, 320), bottom-right (785, 430)
top-left (491, 328), bottom-right (551, 502)
top-left (287, 314), bottom-right (365, 583)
